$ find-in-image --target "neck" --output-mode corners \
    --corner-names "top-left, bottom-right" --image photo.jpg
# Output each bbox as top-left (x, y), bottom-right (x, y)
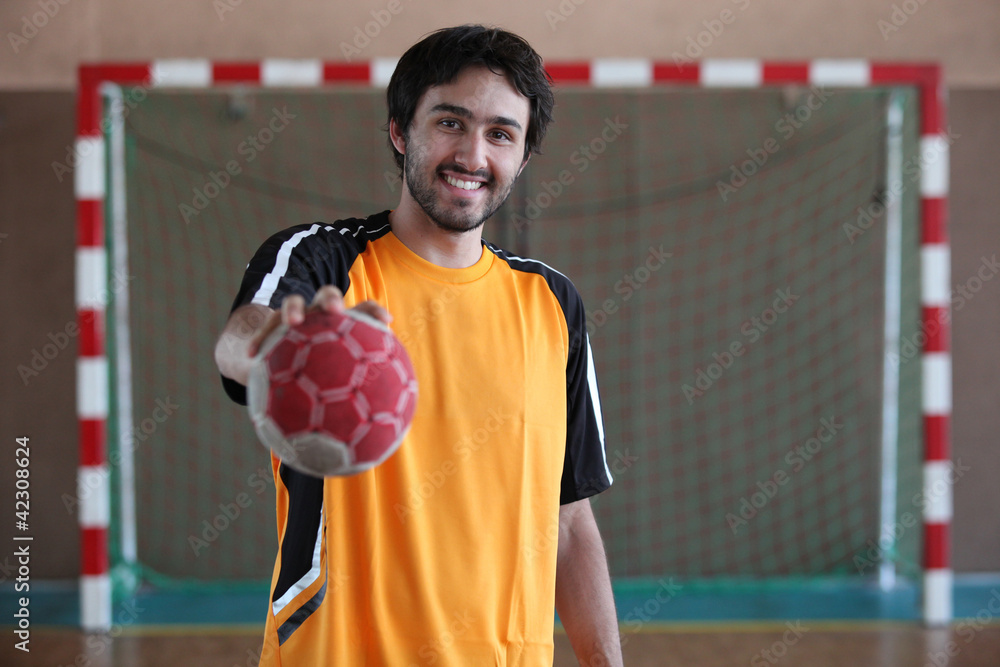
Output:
top-left (388, 193), bottom-right (485, 269)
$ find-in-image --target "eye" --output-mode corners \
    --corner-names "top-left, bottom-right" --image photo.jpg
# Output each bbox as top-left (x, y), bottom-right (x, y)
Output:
top-left (439, 119), bottom-right (461, 129)
top-left (488, 130), bottom-right (512, 142)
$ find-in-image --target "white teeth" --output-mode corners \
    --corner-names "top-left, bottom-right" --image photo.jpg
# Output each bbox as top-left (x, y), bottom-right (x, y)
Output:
top-left (445, 175), bottom-right (483, 190)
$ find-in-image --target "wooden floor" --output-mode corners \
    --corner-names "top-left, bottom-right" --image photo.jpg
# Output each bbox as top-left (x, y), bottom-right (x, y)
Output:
top-left (5, 624), bottom-right (1000, 666)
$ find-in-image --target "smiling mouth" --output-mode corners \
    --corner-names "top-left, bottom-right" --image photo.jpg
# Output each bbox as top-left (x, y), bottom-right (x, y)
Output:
top-left (443, 174), bottom-right (485, 191)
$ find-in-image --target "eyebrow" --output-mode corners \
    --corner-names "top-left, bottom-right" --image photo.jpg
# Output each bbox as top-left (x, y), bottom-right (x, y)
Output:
top-left (429, 103), bottom-right (523, 132)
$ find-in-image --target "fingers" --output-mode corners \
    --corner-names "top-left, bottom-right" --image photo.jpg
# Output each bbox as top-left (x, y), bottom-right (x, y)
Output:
top-left (352, 300), bottom-right (393, 325)
top-left (310, 286), bottom-right (345, 314)
top-left (311, 287), bottom-right (390, 325)
top-left (282, 293), bottom-right (307, 325)
top-left (248, 289), bottom-right (392, 359)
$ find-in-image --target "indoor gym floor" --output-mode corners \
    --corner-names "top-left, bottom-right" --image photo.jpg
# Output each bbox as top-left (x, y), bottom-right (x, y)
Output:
top-left (4, 624), bottom-right (1000, 666)
top-left (6, 580), bottom-right (1000, 665)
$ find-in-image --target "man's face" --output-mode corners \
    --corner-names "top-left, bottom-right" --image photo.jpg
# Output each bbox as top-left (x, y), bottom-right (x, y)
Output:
top-left (395, 66), bottom-right (532, 233)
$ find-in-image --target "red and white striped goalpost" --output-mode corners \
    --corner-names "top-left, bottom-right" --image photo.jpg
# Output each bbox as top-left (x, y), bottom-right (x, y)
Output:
top-left (75, 58), bottom-right (951, 631)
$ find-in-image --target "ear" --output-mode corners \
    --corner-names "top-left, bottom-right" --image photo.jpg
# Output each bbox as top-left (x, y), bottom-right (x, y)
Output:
top-left (388, 118), bottom-right (407, 157)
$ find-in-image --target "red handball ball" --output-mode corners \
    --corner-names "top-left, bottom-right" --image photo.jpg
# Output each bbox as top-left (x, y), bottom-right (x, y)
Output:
top-left (247, 308), bottom-right (418, 477)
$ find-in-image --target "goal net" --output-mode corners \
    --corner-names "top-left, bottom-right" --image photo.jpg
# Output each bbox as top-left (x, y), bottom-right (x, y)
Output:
top-left (81, 62), bottom-right (938, 624)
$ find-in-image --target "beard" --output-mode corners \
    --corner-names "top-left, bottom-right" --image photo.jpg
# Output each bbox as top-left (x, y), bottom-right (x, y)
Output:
top-left (403, 141), bottom-right (520, 234)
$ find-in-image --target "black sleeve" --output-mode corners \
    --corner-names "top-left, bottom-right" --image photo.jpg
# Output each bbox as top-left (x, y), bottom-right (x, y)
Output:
top-left (220, 222), bottom-right (359, 405)
top-left (559, 287), bottom-right (613, 504)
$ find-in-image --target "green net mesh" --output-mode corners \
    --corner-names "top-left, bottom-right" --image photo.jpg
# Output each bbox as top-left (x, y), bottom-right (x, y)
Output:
top-left (108, 85), bottom-right (922, 593)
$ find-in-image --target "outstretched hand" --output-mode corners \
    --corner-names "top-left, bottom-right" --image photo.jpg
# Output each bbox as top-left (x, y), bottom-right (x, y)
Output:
top-left (247, 286), bottom-right (392, 358)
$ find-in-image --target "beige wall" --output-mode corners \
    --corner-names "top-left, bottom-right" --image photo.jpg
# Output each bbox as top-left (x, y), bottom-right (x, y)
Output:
top-left (0, 0), bottom-right (999, 88)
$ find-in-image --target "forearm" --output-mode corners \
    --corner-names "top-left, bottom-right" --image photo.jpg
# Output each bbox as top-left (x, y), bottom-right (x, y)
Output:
top-left (555, 500), bottom-right (623, 667)
top-left (214, 304), bottom-right (273, 385)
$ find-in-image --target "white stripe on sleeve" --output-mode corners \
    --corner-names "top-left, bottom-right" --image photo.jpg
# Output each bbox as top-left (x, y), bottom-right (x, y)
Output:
top-left (586, 333), bottom-right (612, 484)
top-left (251, 224), bottom-right (323, 307)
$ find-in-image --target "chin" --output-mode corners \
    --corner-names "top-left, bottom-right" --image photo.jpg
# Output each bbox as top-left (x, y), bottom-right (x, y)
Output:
top-left (420, 199), bottom-right (491, 233)
top-left (432, 215), bottom-right (487, 234)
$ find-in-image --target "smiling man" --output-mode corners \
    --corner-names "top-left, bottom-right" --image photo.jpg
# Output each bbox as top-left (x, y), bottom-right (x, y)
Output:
top-left (215, 25), bottom-right (622, 666)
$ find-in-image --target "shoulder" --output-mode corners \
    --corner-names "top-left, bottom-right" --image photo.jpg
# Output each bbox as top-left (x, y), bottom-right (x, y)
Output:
top-left (268, 211), bottom-right (393, 257)
top-left (484, 241), bottom-right (584, 318)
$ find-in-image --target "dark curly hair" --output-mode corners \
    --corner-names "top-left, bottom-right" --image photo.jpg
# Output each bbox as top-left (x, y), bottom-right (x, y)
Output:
top-left (386, 25), bottom-right (554, 175)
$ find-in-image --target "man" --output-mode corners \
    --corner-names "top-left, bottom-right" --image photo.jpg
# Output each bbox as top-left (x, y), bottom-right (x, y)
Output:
top-left (215, 25), bottom-right (623, 666)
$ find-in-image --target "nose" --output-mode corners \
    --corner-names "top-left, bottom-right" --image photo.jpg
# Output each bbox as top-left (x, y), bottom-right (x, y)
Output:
top-left (454, 131), bottom-right (488, 174)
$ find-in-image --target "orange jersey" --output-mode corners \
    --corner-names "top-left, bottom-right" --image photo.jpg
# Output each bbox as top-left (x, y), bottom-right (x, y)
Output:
top-left (223, 211), bottom-right (612, 665)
